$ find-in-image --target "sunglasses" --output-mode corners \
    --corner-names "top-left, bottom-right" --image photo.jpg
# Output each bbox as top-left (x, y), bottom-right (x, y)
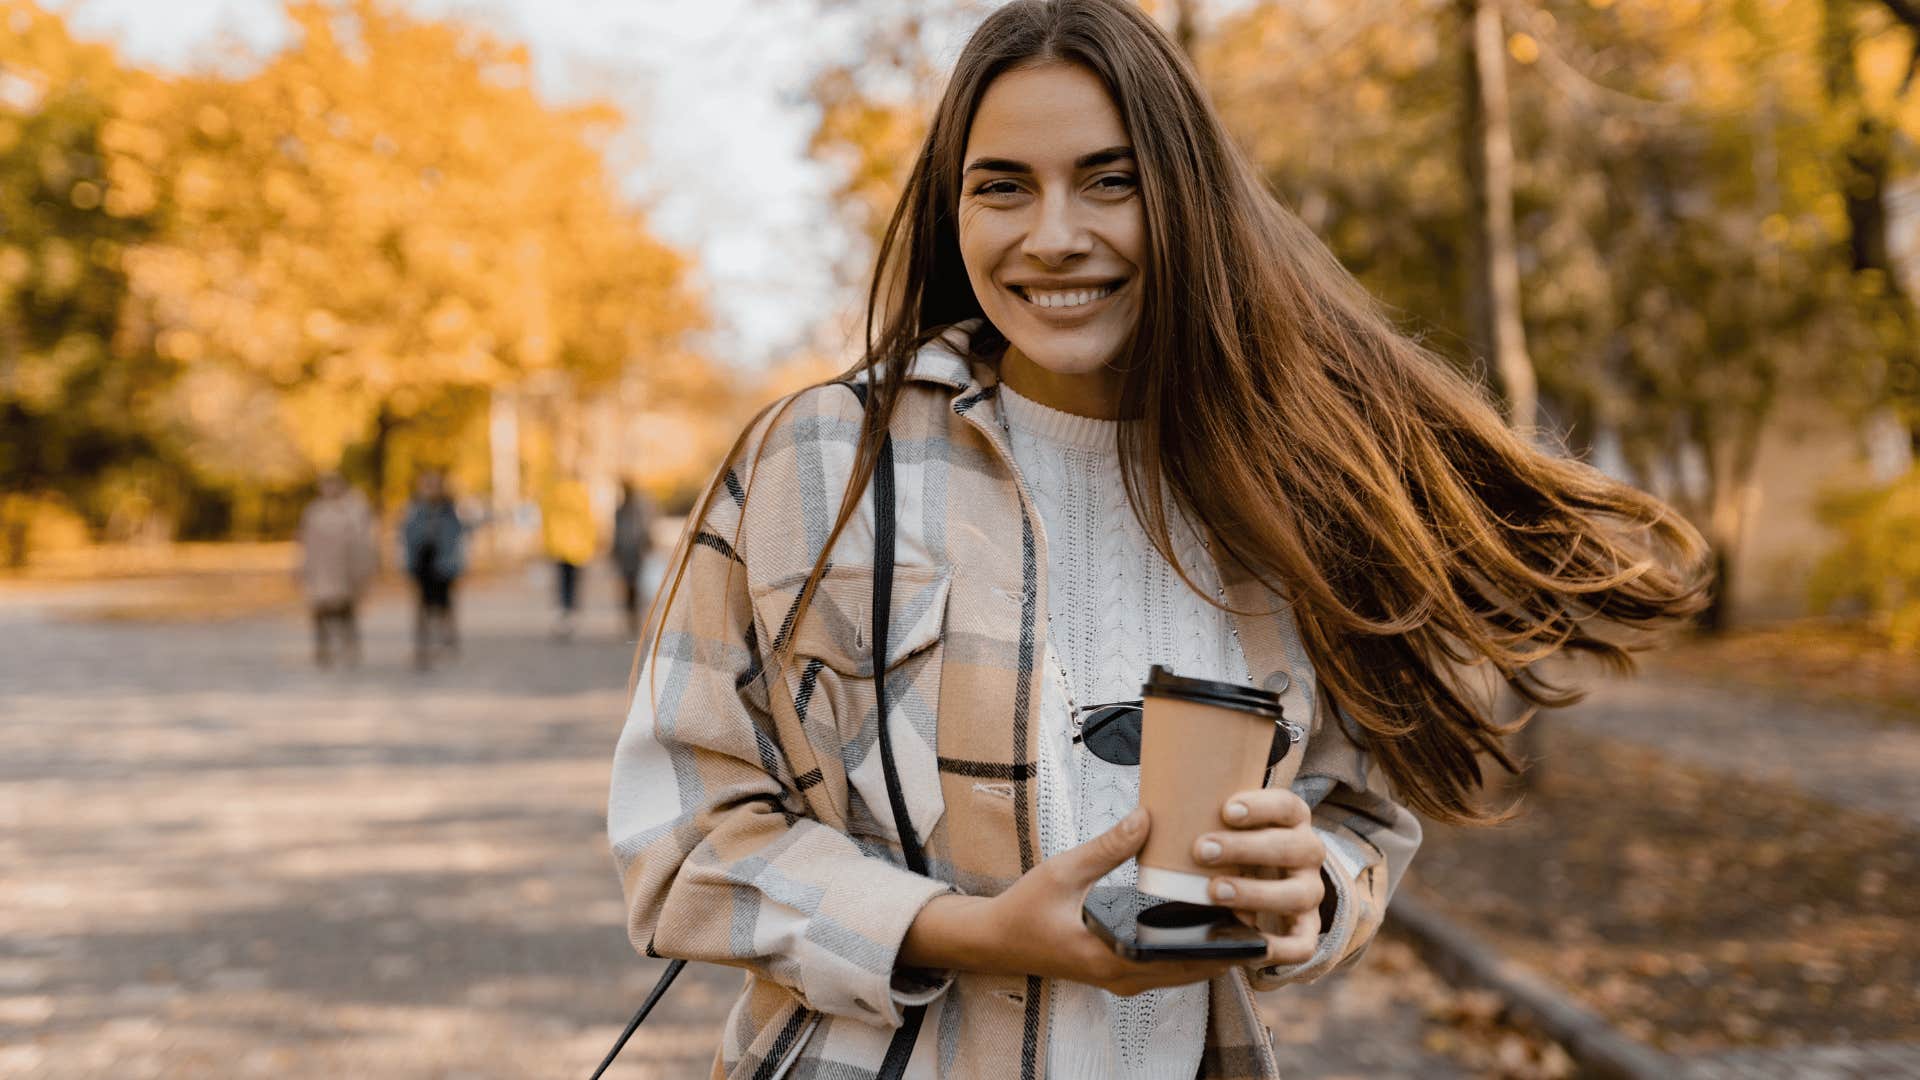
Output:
top-left (1071, 700), bottom-right (1302, 768)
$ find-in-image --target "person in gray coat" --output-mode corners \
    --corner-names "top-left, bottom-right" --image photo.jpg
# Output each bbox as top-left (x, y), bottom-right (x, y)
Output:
top-left (298, 472), bottom-right (377, 667)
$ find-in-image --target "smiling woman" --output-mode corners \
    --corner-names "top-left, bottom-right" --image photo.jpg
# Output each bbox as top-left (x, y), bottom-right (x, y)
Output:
top-left (957, 64), bottom-right (1144, 418)
top-left (609, 2), bottom-right (1708, 1078)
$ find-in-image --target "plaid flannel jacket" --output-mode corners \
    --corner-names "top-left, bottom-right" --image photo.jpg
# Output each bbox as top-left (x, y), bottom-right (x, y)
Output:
top-left (608, 327), bottom-right (1422, 1079)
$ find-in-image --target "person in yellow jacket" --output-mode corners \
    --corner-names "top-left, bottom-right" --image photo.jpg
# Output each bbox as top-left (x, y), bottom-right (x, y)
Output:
top-left (540, 476), bottom-right (598, 639)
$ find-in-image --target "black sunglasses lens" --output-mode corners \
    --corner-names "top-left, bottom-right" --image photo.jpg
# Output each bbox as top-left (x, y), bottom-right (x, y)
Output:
top-left (1079, 705), bottom-right (1142, 766)
top-left (1079, 705), bottom-right (1292, 769)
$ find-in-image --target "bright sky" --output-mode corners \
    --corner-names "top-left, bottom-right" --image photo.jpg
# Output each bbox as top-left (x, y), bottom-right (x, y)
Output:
top-left (54, 0), bottom-right (929, 367)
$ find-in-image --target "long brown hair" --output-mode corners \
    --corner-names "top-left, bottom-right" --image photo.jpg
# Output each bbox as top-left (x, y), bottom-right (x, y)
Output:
top-left (648, 0), bottom-right (1708, 824)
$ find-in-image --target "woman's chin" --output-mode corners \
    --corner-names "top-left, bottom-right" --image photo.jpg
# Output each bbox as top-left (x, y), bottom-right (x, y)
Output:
top-left (999, 327), bottom-right (1130, 379)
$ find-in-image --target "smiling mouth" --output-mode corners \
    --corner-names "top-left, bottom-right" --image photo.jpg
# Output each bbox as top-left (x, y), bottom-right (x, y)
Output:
top-left (1010, 281), bottom-right (1123, 310)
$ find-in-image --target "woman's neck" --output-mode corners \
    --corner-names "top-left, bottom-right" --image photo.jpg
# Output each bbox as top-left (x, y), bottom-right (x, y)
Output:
top-left (999, 344), bottom-right (1125, 420)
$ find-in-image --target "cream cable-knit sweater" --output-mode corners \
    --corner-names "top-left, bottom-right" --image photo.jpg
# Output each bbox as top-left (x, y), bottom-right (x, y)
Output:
top-left (998, 382), bottom-right (1256, 1080)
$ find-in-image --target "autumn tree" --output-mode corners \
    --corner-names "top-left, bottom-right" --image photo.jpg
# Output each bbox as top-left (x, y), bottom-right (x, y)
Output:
top-left (2, 0), bottom-right (706, 553)
top-left (0, 2), bottom-right (177, 564)
top-left (131, 0), bottom-right (701, 516)
top-left (1208, 0), bottom-right (1876, 629)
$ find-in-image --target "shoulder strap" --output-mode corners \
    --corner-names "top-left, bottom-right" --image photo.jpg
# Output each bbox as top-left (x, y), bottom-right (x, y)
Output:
top-left (847, 382), bottom-right (931, 1079)
top-left (865, 393), bottom-right (928, 877)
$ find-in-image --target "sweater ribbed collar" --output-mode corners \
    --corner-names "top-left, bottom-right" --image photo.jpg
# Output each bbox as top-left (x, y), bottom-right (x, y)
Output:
top-left (997, 380), bottom-right (1127, 452)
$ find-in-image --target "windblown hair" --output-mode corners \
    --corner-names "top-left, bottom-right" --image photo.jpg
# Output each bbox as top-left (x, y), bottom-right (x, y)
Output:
top-left (651, 0), bottom-right (1708, 824)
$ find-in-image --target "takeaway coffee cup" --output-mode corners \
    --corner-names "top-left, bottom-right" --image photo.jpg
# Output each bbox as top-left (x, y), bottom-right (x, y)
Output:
top-left (1135, 665), bottom-right (1294, 905)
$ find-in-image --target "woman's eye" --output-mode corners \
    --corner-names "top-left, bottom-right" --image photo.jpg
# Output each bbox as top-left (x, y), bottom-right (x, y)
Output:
top-left (972, 180), bottom-right (1021, 197)
top-left (1094, 173), bottom-right (1138, 193)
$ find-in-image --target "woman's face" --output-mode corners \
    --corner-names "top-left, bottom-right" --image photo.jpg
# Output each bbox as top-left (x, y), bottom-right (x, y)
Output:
top-left (958, 62), bottom-right (1145, 411)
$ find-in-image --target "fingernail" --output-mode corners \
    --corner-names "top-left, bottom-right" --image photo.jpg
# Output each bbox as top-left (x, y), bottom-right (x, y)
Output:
top-left (1224, 802), bottom-right (1248, 822)
top-left (1213, 880), bottom-right (1236, 901)
top-left (1197, 839), bottom-right (1222, 864)
top-left (1125, 808), bottom-right (1146, 831)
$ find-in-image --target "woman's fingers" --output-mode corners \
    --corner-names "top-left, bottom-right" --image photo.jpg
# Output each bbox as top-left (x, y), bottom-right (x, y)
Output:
top-left (1193, 824), bottom-right (1322, 872)
top-left (1050, 807), bottom-right (1150, 890)
top-left (1205, 868), bottom-right (1324, 913)
top-left (1220, 788), bottom-right (1310, 829)
top-left (1257, 920), bottom-right (1321, 967)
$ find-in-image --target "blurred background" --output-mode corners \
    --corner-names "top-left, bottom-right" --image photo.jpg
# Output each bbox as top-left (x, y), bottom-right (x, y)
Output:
top-left (2, 0), bottom-right (1916, 1077)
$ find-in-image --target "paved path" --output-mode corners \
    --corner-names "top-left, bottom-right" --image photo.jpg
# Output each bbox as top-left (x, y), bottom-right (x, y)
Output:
top-left (1566, 673), bottom-right (1920, 829)
top-left (0, 568), bottom-right (1473, 1079)
top-left (1687, 1042), bottom-right (1920, 1079)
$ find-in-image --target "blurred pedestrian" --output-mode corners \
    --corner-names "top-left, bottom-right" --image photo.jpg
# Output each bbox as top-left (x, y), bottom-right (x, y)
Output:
top-left (540, 474), bottom-right (597, 640)
top-left (401, 470), bottom-right (466, 669)
top-left (610, 479), bottom-right (653, 641)
top-left (297, 472), bottom-right (376, 667)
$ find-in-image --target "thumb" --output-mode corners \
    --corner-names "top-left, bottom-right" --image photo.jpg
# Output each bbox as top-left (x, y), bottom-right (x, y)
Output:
top-left (1055, 807), bottom-right (1149, 888)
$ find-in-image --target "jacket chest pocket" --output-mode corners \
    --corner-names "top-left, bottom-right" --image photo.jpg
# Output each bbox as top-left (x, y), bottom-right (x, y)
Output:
top-left (757, 563), bottom-right (951, 848)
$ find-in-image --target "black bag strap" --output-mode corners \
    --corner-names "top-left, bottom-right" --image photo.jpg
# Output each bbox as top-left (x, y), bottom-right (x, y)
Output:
top-left (593, 379), bottom-right (928, 1079)
top-left (587, 956), bottom-right (685, 1080)
top-left (862, 382), bottom-right (930, 1079)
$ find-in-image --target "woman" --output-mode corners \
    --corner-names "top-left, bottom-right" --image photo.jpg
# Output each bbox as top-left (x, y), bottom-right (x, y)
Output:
top-left (540, 473), bottom-right (597, 640)
top-left (609, 2), bottom-right (1705, 1077)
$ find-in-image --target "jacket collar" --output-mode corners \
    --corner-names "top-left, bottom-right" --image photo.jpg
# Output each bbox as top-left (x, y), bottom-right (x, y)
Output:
top-left (852, 318), bottom-right (992, 393)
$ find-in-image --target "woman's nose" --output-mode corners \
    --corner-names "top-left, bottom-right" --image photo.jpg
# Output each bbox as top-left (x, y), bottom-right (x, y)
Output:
top-left (1021, 192), bottom-right (1093, 265)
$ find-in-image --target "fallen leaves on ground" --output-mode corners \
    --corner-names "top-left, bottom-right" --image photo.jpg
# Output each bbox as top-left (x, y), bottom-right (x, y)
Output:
top-left (1409, 730), bottom-right (1920, 1052)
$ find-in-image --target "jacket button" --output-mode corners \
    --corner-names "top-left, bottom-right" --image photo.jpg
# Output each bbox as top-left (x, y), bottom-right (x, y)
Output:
top-left (1263, 671), bottom-right (1291, 694)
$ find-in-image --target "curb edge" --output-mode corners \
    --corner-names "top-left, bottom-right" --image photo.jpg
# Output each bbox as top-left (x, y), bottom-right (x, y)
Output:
top-left (1386, 892), bottom-right (1683, 1080)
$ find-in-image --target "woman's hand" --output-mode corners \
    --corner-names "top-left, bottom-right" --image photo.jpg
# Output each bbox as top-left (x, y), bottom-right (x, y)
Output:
top-left (1193, 788), bottom-right (1326, 967)
top-left (904, 808), bottom-right (1241, 995)
top-left (991, 808), bottom-right (1244, 994)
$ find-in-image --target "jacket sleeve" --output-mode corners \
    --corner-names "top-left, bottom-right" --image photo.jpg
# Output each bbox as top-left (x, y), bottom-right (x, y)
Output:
top-left (1248, 702), bottom-right (1422, 988)
top-left (607, 461), bottom-right (954, 1029)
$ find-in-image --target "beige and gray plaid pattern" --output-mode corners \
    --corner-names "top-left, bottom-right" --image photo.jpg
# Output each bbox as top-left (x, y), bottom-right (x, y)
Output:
top-left (609, 329), bottom-right (1422, 1078)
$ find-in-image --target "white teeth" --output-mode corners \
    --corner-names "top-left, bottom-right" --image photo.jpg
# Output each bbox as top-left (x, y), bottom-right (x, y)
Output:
top-left (1017, 284), bottom-right (1116, 309)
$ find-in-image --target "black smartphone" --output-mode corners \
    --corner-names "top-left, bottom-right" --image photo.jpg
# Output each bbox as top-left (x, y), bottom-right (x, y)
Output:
top-left (1081, 888), bottom-right (1268, 962)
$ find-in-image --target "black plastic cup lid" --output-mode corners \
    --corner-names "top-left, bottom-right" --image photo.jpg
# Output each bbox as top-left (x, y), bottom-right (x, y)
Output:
top-left (1142, 665), bottom-right (1285, 719)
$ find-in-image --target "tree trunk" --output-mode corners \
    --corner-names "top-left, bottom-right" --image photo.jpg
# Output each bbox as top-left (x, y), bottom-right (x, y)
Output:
top-left (1173, 0), bottom-right (1201, 62)
top-left (2, 513), bottom-right (27, 570)
top-left (1461, 0), bottom-right (1546, 791)
top-left (1460, 0), bottom-right (1538, 434)
top-left (1827, 0), bottom-right (1920, 452)
top-left (369, 403), bottom-right (399, 519)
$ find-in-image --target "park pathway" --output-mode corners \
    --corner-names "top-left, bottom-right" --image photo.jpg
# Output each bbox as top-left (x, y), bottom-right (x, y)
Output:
top-left (1566, 673), bottom-right (1920, 830)
top-left (0, 567), bottom-right (1473, 1079)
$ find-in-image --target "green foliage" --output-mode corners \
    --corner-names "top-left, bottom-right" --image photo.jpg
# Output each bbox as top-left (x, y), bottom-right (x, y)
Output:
top-left (0, 3), bottom-right (179, 564)
top-left (1812, 468), bottom-right (1920, 650)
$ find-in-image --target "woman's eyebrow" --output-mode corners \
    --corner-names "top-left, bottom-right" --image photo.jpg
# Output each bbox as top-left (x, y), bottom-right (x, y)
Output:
top-left (1075, 146), bottom-right (1134, 169)
top-left (963, 156), bottom-right (1030, 177)
top-left (962, 145), bottom-right (1136, 177)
